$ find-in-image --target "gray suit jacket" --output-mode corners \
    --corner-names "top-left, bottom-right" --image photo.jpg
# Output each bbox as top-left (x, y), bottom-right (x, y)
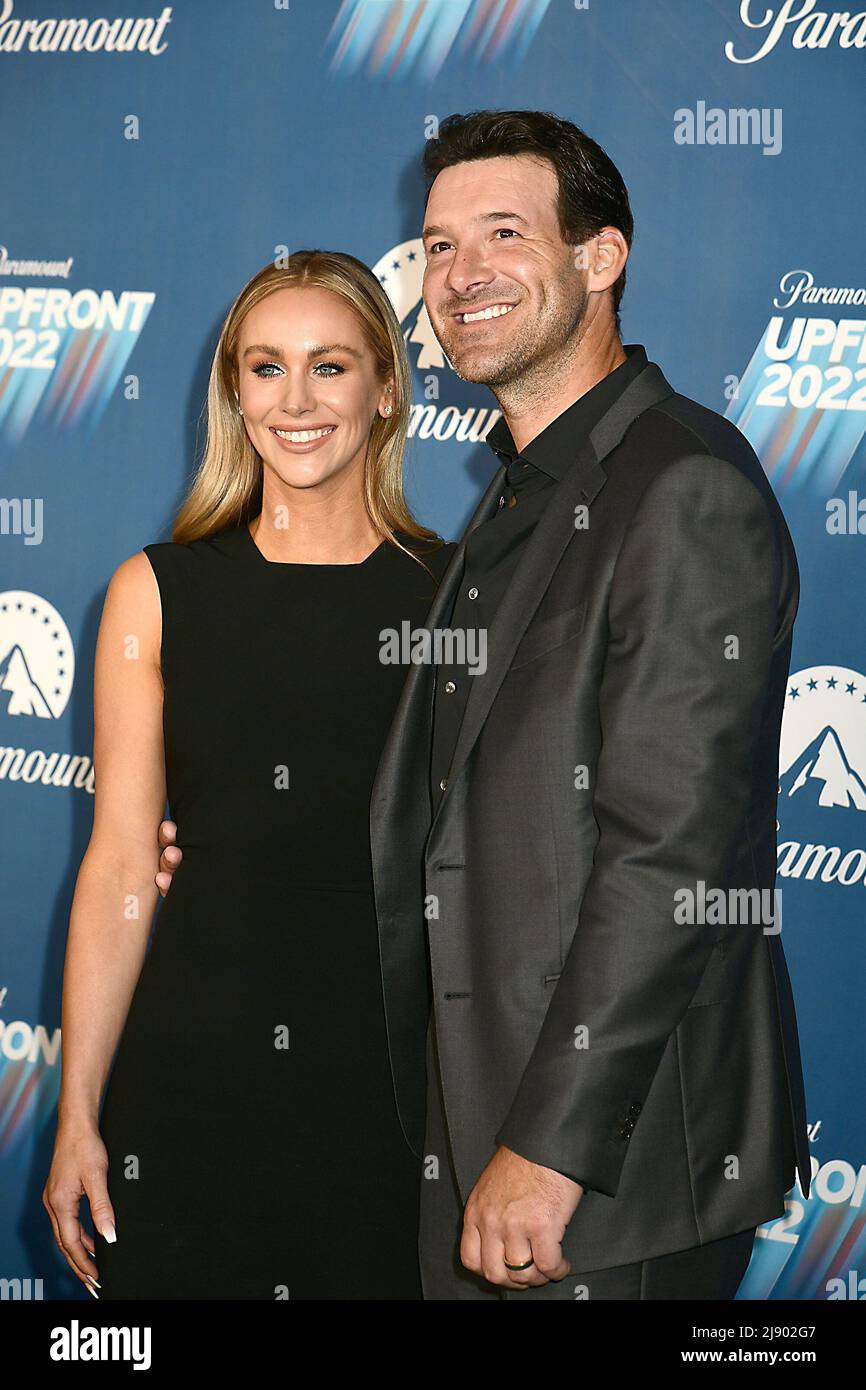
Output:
top-left (370, 355), bottom-right (810, 1271)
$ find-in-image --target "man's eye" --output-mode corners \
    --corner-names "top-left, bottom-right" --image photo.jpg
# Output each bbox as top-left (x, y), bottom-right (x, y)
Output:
top-left (429, 241), bottom-right (452, 255)
top-left (494, 228), bottom-right (519, 239)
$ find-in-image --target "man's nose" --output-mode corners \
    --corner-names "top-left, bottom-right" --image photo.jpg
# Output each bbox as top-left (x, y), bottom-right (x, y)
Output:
top-left (444, 247), bottom-right (495, 298)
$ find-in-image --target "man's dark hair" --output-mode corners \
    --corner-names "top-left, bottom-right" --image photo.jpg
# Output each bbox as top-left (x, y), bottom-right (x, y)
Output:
top-left (422, 110), bottom-right (634, 331)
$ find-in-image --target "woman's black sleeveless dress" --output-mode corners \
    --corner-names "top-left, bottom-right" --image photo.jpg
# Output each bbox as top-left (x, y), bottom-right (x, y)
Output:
top-left (96, 523), bottom-right (452, 1300)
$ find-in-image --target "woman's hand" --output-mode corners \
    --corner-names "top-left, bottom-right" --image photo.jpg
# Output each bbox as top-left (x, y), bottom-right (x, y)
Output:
top-left (155, 818), bottom-right (183, 897)
top-left (43, 1123), bottom-right (115, 1295)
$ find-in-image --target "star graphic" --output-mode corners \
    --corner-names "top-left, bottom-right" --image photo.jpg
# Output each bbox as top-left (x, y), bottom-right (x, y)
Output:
top-left (789, 686), bottom-right (799, 699)
top-left (827, 677), bottom-right (838, 689)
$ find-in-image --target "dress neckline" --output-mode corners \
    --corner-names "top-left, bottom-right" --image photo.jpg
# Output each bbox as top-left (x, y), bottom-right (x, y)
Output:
top-left (241, 521), bottom-right (387, 569)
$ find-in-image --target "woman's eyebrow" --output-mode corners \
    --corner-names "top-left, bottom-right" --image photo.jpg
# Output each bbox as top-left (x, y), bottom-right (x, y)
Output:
top-left (242, 341), bottom-right (363, 359)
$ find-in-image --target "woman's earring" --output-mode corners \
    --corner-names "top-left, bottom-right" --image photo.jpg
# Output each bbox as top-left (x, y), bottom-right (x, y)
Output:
top-left (383, 405), bottom-right (392, 416)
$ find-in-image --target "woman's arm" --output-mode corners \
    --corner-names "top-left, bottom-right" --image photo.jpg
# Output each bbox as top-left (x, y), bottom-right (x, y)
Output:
top-left (43, 550), bottom-right (166, 1292)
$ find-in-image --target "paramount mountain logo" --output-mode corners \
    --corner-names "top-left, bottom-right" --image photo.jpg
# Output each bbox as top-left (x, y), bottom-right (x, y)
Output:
top-left (372, 238), bottom-right (501, 445)
top-left (782, 725), bottom-right (866, 811)
top-left (777, 665), bottom-right (866, 890)
top-left (0, 591), bottom-right (73, 718)
top-left (0, 642), bottom-right (53, 717)
top-left (0, 590), bottom-right (94, 794)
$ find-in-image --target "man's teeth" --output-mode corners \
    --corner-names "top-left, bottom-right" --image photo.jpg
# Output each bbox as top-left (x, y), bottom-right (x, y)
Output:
top-left (273, 426), bottom-right (335, 442)
top-left (461, 303), bottom-right (516, 323)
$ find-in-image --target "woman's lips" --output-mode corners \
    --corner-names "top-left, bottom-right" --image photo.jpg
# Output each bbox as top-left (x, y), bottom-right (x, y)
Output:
top-left (269, 424), bottom-right (337, 452)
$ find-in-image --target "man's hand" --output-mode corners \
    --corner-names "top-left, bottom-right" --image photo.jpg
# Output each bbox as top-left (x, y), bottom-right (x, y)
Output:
top-left (461, 1145), bottom-right (583, 1289)
top-left (155, 819), bottom-right (182, 897)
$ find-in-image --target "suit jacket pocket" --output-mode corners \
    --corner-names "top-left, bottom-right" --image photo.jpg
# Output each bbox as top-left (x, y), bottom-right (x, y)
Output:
top-left (509, 601), bottom-right (587, 672)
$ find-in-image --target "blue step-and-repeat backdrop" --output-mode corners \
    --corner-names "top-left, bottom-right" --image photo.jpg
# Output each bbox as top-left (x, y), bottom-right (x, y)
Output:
top-left (0, 0), bottom-right (864, 1301)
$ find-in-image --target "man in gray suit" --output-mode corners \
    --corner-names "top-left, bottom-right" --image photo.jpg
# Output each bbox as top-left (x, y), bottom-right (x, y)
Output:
top-left (368, 110), bottom-right (809, 1300)
top-left (159, 110), bottom-right (809, 1301)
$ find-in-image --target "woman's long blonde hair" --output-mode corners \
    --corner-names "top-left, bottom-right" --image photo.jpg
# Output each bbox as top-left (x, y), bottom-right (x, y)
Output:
top-left (173, 250), bottom-right (441, 561)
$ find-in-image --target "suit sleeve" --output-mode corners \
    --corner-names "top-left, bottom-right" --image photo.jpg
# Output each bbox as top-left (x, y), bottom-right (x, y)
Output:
top-left (494, 453), bottom-right (784, 1197)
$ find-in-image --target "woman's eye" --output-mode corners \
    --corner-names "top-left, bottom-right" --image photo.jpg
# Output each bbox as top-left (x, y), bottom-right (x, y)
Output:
top-left (252, 362), bottom-right (282, 378)
top-left (313, 362), bottom-right (345, 377)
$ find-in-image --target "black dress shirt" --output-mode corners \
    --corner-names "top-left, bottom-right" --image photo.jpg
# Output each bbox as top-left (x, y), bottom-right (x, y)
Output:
top-left (429, 345), bottom-right (649, 812)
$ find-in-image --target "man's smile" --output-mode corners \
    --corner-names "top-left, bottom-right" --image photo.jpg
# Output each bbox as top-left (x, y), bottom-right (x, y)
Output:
top-left (451, 301), bottom-right (519, 326)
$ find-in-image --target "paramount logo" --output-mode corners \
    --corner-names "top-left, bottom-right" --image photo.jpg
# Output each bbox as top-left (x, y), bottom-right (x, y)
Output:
top-left (777, 664), bottom-right (866, 890)
top-left (0, 0), bottom-right (172, 54)
top-left (725, 0), bottom-right (866, 64)
top-left (777, 839), bottom-right (866, 888)
top-left (408, 403), bottom-right (499, 443)
top-left (0, 244), bottom-right (72, 278)
top-left (0, 744), bottom-right (95, 793)
top-left (774, 269), bottom-right (866, 309)
top-left (781, 724), bottom-right (866, 811)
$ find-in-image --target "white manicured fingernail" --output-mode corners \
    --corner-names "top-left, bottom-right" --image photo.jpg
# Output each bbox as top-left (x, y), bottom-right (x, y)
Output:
top-left (100, 1223), bottom-right (117, 1244)
top-left (87, 1276), bottom-right (101, 1288)
top-left (86, 1282), bottom-right (99, 1299)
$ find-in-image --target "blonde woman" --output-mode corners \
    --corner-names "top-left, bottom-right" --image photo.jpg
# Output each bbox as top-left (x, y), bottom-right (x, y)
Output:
top-left (43, 252), bottom-right (453, 1300)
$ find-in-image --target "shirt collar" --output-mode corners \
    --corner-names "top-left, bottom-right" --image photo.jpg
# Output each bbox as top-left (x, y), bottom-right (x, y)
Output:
top-left (486, 344), bottom-right (650, 481)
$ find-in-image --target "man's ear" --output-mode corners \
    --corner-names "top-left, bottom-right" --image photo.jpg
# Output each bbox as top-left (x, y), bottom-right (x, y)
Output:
top-left (586, 229), bottom-right (628, 294)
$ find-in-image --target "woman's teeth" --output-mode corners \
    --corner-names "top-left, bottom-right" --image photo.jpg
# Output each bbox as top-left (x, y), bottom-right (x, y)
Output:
top-left (273, 426), bottom-right (336, 442)
top-left (461, 303), bottom-right (516, 323)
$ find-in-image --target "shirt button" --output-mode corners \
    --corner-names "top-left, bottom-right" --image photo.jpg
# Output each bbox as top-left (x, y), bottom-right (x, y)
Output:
top-left (439, 778), bottom-right (448, 790)
top-left (498, 495), bottom-right (506, 509)
top-left (445, 681), bottom-right (456, 694)
top-left (468, 586), bottom-right (479, 600)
